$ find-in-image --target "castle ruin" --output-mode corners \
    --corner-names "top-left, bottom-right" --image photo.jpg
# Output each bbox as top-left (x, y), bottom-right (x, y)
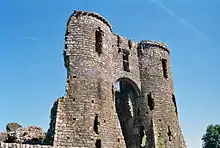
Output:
top-left (0, 10), bottom-right (186, 148)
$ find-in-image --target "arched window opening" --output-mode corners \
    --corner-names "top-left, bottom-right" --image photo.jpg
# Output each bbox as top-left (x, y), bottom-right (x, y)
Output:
top-left (95, 28), bottom-right (103, 56)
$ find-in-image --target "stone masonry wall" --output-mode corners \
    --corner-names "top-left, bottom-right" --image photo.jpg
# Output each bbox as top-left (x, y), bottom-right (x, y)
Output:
top-left (52, 10), bottom-right (151, 148)
top-left (55, 10), bottom-right (128, 147)
top-left (45, 97), bottom-right (66, 146)
top-left (138, 40), bottom-right (186, 148)
top-left (47, 10), bottom-right (186, 148)
top-left (0, 142), bottom-right (83, 148)
top-left (0, 10), bottom-right (186, 148)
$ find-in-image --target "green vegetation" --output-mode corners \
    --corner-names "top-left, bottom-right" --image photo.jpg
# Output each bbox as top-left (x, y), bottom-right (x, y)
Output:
top-left (141, 135), bottom-right (147, 147)
top-left (202, 124), bottom-right (220, 148)
top-left (157, 134), bottom-right (165, 148)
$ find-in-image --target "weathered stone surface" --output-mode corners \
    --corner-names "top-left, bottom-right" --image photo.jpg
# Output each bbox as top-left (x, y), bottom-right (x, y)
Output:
top-left (6, 123), bottom-right (22, 132)
top-left (0, 142), bottom-right (80, 148)
top-left (48, 10), bottom-right (186, 148)
top-left (7, 126), bottom-right (45, 144)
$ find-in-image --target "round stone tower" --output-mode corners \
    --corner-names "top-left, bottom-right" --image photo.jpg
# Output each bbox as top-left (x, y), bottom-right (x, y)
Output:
top-left (55, 10), bottom-right (127, 148)
top-left (138, 40), bottom-right (186, 148)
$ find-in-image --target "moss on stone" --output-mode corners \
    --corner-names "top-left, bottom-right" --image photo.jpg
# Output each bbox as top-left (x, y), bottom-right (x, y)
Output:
top-left (157, 134), bottom-right (165, 148)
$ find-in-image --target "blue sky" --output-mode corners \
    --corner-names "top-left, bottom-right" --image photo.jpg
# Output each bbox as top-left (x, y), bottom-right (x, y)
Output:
top-left (0, 0), bottom-right (219, 147)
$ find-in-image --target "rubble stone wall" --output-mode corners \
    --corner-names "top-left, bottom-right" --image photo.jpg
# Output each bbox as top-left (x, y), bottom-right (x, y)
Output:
top-left (0, 142), bottom-right (87, 148)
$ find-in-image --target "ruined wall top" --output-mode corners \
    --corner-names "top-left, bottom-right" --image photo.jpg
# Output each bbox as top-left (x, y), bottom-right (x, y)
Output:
top-left (139, 40), bottom-right (170, 53)
top-left (68, 10), bottom-right (112, 31)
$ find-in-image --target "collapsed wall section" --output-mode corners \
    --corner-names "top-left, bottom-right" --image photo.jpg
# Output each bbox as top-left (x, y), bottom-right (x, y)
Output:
top-left (45, 97), bottom-right (66, 146)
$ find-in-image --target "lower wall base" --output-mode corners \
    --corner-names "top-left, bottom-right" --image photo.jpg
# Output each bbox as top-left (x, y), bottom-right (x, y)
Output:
top-left (0, 142), bottom-right (89, 148)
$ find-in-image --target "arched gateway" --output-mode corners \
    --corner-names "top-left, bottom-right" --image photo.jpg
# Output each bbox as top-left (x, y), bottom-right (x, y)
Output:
top-left (114, 78), bottom-right (145, 147)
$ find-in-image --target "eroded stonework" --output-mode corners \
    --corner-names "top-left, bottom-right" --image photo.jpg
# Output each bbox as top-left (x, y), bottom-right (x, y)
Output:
top-left (46, 10), bottom-right (186, 148)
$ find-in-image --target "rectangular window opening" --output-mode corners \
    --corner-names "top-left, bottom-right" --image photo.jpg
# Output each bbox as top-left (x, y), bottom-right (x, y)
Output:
top-left (123, 51), bottom-right (130, 72)
top-left (128, 40), bottom-right (132, 49)
top-left (95, 28), bottom-right (103, 56)
top-left (147, 93), bottom-right (155, 111)
top-left (93, 114), bottom-right (100, 134)
top-left (162, 59), bottom-right (168, 78)
top-left (117, 35), bottom-right (120, 48)
top-left (95, 139), bottom-right (102, 148)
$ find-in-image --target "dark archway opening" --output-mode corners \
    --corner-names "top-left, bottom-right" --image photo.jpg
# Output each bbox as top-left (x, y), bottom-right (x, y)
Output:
top-left (114, 78), bottom-right (143, 147)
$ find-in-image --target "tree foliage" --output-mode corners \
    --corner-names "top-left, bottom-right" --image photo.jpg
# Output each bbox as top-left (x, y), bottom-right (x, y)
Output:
top-left (202, 124), bottom-right (220, 148)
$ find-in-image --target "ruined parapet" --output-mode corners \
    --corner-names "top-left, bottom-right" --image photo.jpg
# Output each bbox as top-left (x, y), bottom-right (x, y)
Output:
top-left (138, 40), bottom-right (169, 54)
top-left (138, 40), bottom-right (186, 148)
top-left (69, 10), bottom-right (112, 31)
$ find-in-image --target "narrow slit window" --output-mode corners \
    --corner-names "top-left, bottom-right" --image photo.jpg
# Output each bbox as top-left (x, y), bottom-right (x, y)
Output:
top-left (128, 40), bottom-right (132, 49)
top-left (117, 35), bottom-right (120, 48)
top-left (167, 126), bottom-right (172, 141)
top-left (162, 59), bottom-right (168, 78)
top-left (137, 108), bottom-right (140, 117)
top-left (172, 94), bottom-right (178, 115)
top-left (95, 28), bottom-right (103, 56)
top-left (123, 51), bottom-right (130, 72)
top-left (147, 93), bottom-right (155, 111)
top-left (93, 114), bottom-right (100, 134)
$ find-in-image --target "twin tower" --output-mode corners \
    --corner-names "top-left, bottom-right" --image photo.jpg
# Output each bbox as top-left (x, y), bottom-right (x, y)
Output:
top-left (46, 10), bottom-right (186, 148)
